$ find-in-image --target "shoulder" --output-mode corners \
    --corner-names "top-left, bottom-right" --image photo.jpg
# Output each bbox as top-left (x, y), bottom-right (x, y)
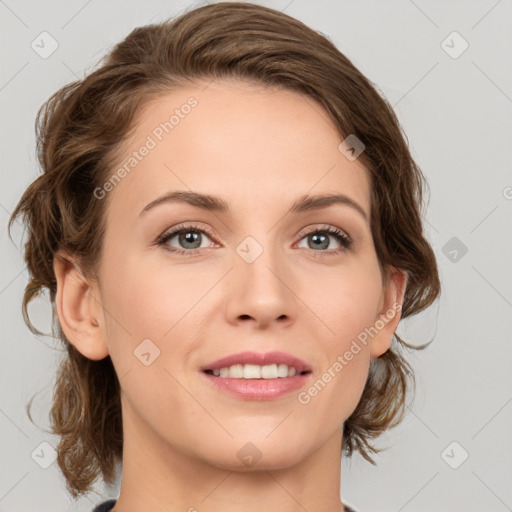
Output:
top-left (92, 499), bottom-right (117, 512)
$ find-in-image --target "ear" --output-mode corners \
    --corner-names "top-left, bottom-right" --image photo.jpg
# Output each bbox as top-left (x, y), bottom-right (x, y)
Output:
top-left (53, 251), bottom-right (109, 360)
top-left (369, 266), bottom-right (408, 359)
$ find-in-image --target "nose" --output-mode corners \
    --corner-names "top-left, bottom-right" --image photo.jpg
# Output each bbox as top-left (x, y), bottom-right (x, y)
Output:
top-left (224, 239), bottom-right (296, 330)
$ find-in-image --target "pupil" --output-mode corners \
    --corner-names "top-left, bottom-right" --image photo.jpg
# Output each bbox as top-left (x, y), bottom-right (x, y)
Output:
top-left (180, 231), bottom-right (200, 248)
top-left (311, 233), bottom-right (328, 250)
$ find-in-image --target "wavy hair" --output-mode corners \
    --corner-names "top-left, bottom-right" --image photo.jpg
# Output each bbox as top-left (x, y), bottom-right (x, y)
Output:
top-left (9, 1), bottom-right (441, 498)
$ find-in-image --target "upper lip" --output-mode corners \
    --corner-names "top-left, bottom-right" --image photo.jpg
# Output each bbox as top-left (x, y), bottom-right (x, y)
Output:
top-left (202, 351), bottom-right (312, 373)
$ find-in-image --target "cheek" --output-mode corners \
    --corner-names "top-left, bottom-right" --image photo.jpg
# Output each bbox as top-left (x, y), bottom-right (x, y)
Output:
top-left (301, 263), bottom-right (382, 410)
top-left (302, 258), bottom-right (383, 343)
top-left (97, 255), bottom-right (204, 430)
top-left (99, 249), bottom-right (186, 331)
top-left (97, 248), bottom-right (217, 376)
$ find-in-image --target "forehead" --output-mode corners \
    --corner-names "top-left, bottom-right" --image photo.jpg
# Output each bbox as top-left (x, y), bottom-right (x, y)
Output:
top-left (105, 79), bottom-right (371, 221)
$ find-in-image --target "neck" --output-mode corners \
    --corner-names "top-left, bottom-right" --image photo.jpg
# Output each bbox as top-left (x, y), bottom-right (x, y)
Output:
top-left (112, 399), bottom-right (348, 512)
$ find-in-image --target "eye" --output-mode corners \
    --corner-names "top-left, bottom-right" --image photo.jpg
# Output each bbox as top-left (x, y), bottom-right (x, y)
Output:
top-left (296, 225), bottom-right (352, 256)
top-left (155, 223), bottom-right (353, 257)
top-left (156, 223), bottom-right (215, 255)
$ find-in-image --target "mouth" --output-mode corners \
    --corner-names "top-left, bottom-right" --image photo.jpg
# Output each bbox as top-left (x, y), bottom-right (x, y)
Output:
top-left (200, 351), bottom-right (313, 400)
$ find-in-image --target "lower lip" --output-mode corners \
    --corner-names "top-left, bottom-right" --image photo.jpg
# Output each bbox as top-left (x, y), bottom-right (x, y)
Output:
top-left (201, 371), bottom-right (312, 400)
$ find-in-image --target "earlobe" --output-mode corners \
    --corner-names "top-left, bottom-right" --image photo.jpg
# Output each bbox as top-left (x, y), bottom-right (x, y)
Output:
top-left (369, 267), bottom-right (408, 359)
top-left (53, 251), bottom-right (109, 361)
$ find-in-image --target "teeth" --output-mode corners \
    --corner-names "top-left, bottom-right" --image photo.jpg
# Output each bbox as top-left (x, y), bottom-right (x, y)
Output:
top-left (244, 364), bottom-right (261, 379)
top-left (230, 364), bottom-right (244, 378)
top-left (211, 363), bottom-right (301, 379)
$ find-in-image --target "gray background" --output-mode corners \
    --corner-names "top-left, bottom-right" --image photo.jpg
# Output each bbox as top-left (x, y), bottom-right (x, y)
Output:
top-left (1, 0), bottom-right (511, 511)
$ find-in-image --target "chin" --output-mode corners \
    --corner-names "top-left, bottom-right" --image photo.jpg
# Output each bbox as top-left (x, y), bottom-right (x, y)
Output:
top-left (197, 437), bottom-right (310, 472)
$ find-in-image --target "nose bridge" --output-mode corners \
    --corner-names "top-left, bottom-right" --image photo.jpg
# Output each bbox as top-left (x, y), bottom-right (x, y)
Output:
top-left (236, 230), bottom-right (286, 290)
top-left (228, 229), bottom-right (294, 325)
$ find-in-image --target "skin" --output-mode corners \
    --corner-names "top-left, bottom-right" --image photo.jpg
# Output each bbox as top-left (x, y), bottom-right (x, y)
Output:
top-left (53, 79), bottom-right (407, 512)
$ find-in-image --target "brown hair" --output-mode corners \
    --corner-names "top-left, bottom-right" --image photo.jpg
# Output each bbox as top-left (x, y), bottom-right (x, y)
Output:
top-left (9, 1), bottom-right (440, 498)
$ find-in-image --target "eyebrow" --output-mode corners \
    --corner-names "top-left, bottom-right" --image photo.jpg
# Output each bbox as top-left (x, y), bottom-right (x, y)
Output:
top-left (139, 190), bottom-right (368, 222)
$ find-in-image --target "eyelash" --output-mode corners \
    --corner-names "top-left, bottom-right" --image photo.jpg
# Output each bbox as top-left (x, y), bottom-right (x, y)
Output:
top-left (155, 223), bottom-right (353, 257)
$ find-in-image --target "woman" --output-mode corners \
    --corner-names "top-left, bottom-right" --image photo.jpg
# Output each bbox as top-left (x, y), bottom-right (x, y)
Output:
top-left (10, 2), bottom-right (440, 511)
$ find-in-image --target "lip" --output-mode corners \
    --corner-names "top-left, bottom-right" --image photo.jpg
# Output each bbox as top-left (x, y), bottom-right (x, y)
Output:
top-left (201, 350), bottom-right (312, 373)
top-left (201, 371), bottom-right (311, 400)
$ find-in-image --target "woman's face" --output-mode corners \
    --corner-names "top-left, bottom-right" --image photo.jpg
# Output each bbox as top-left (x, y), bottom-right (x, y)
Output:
top-left (90, 79), bottom-right (404, 470)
